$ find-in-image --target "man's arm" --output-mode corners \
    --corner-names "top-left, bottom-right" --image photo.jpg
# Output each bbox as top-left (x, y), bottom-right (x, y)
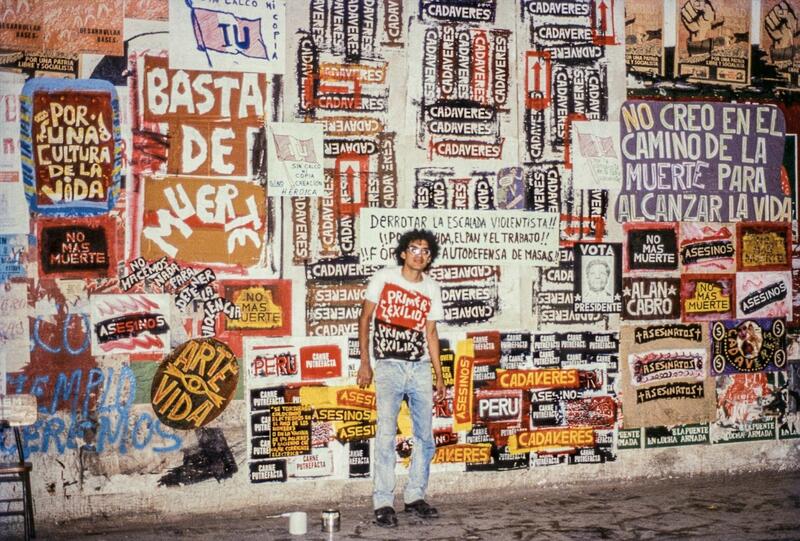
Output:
top-left (426, 319), bottom-right (445, 402)
top-left (357, 299), bottom-right (377, 388)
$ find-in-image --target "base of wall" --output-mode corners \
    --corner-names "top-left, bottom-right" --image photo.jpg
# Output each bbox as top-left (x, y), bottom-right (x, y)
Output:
top-left (35, 439), bottom-right (800, 528)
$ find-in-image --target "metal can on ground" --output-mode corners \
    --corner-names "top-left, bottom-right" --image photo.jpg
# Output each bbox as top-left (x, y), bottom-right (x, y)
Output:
top-left (321, 508), bottom-right (340, 532)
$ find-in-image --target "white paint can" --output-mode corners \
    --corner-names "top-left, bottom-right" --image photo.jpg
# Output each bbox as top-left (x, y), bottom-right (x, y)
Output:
top-left (287, 511), bottom-right (307, 535)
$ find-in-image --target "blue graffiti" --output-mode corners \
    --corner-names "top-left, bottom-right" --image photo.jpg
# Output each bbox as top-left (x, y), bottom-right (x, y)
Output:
top-left (31, 312), bottom-right (91, 355)
top-left (219, 23), bottom-right (252, 50)
top-left (2, 367), bottom-right (182, 457)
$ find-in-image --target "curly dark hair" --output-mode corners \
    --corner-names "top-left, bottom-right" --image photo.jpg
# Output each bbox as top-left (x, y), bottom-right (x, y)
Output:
top-left (393, 229), bottom-right (439, 270)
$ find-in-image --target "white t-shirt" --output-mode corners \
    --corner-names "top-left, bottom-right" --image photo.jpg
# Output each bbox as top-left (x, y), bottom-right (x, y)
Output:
top-left (365, 266), bottom-right (443, 362)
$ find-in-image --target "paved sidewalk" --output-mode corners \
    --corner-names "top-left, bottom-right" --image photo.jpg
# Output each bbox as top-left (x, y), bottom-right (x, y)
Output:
top-left (13, 469), bottom-right (800, 540)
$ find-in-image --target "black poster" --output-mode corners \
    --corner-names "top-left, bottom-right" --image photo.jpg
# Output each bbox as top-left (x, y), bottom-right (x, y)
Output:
top-left (40, 224), bottom-right (110, 275)
top-left (465, 444), bottom-right (530, 472)
top-left (250, 387), bottom-right (287, 411)
top-left (348, 440), bottom-right (371, 477)
top-left (627, 227), bottom-right (678, 271)
top-left (622, 277), bottom-right (682, 321)
top-left (249, 459), bottom-right (287, 483)
top-left (573, 243), bottom-right (622, 313)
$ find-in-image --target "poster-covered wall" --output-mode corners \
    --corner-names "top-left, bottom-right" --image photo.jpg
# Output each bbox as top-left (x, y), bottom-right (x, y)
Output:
top-left (0, 0), bottom-right (799, 524)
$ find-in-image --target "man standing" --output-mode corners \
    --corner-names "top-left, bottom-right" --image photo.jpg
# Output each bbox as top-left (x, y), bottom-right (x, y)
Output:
top-left (357, 229), bottom-right (445, 528)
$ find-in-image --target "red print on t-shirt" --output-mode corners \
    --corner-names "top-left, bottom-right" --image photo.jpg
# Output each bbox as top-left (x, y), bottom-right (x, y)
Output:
top-left (376, 283), bottom-right (431, 332)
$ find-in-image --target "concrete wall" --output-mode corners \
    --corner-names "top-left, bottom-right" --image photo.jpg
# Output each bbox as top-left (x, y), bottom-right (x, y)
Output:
top-left (1, 0), bottom-right (799, 526)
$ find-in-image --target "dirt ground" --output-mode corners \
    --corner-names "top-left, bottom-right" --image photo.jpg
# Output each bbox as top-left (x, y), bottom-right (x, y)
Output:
top-left (7, 468), bottom-right (795, 541)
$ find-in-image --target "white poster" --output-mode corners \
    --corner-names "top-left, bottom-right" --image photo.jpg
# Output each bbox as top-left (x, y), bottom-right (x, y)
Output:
top-left (0, 394), bottom-right (37, 425)
top-left (0, 72), bottom-right (28, 235)
top-left (0, 282), bottom-right (29, 372)
top-left (0, 177), bottom-right (29, 235)
top-left (267, 123), bottom-right (326, 197)
top-left (169, 0), bottom-right (285, 73)
top-left (244, 335), bottom-right (349, 388)
top-left (90, 294), bottom-right (172, 355)
top-left (0, 348), bottom-right (6, 395)
top-left (571, 120), bottom-right (622, 190)
top-left (359, 208), bottom-right (559, 266)
top-left (0, 72), bottom-right (24, 173)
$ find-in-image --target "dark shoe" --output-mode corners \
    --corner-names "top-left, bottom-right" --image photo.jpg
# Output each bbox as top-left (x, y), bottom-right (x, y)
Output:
top-left (404, 499), bottom-right (439, 518)
top-left (374, 506), bottom-right (398, 528)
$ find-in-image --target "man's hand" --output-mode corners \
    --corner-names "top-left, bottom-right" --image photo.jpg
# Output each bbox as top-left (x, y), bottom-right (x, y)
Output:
top-left (357, 363), bottom-right (373, 388)
top-left (434, 376), bottom-right (446, 402)
top-left (357, 300), bottom-right (376, 389)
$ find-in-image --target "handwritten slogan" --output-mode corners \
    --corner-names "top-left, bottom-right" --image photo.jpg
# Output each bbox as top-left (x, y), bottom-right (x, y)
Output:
top-left (151, 337), bottom-right (239, 430)
top-left (736, 222), bottom-right (792, 271)
top-left (736, 272), bottom-right (792, 319)
top-left (680, 223), bottom-right (735, 273)
top-left (622, 277), bottom-right (681, 321)
top-left (221, 281), bottom-right (291, 335)
top-left (91, 294), bottom-right (171, 356)
top-left (616, 101), bottom-right (789, 223)
top-left (258, 405), bottom-right (313, 458)
top-left (620, 323), bottom-right (715, 428)
top-left (624, 223), bottom-right (678, 272)
top-left (142, 55), bottom-right (268, 178)
top-left (38, 217), bottom-right (114, 278)
top-left (359, 208), bottom-right (559, 266)
top-left (304, 257), bottom-right (375, 337)
top-left (681, 274), bottom-right (736, 322)
top-left (140, 176), bottom-right (265, 268)
top-left (20, 79), bottom-right (121, 215)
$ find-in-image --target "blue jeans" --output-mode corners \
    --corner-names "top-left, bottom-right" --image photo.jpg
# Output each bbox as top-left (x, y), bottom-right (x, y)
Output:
top-left (373, 359), bottom-right (435, 510)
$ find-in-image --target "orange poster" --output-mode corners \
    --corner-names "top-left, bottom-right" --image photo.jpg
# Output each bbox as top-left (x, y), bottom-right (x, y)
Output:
top-left (0, 0), bottom-right (43, 51)
top-left (140, 175), bottom-right (266, 269)
top-left (452, 339), bottom-right (475, 432)
top-left (125, 0), bottom-right (168, 21)
top-left (41, 0), bottom-right (123, 56)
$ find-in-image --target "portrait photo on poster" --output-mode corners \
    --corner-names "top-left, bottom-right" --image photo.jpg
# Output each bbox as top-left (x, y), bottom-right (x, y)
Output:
top-left (583, 256), bottom-right (615, 303)
top-left (573, 242), bottom-right (622, 314)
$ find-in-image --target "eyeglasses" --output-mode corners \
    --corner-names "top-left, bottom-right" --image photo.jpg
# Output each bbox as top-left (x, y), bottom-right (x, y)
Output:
top-left (407, 245), bottom-right (431, 256)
